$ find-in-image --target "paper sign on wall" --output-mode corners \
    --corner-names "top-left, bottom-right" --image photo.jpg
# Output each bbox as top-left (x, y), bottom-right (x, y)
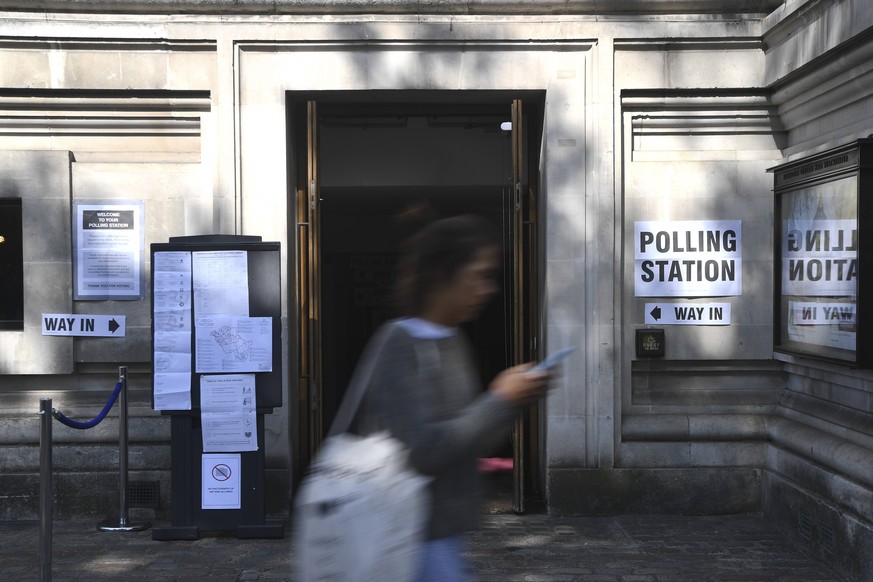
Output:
top-left (634, 220), bottom-right (742, 297)
top-left (42, 313), bottom-right (126, 336)
top-left (644, 302), bottom-right (731, 325)
top-left (73, 201), bottom-right (144, 300)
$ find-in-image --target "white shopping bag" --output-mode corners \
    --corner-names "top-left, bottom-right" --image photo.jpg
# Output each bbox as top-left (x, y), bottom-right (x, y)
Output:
top-left (293, 432), bottom-right (431, 582)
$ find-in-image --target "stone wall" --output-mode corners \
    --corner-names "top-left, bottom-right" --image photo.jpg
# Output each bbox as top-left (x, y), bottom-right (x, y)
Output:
top-left (0, 41), bottom-right (217, 519)
top-left (1, 1), bottom-right (872, 578)
top-left (759, 2), bottom-right (873, 579)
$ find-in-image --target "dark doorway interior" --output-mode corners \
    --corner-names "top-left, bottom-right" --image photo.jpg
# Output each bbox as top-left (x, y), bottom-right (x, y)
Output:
top-left (318, 112), bottom-right (514, 444)
top-left (321, 187), bottom-right (511, 408)
top-left (293, 91), bottom-right (545, 510)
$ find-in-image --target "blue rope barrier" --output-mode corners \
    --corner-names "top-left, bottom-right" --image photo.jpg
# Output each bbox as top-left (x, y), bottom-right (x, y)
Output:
top-left (52, 380), bottom-right (124, 430)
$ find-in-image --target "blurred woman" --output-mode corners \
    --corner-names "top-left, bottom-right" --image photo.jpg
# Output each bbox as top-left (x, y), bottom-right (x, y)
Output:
top-left (354, 214), bottom-right (550, 582)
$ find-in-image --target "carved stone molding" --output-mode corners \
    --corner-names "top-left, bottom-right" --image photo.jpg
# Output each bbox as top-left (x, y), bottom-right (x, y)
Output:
top-left (0, 91), bottom-right (207, 133)
top-left (0, 0), bottom-right (784, 16)
top-left (0, 90), bottom-right (209, 156)
top-left (622, 90), bottom-right (786, 158)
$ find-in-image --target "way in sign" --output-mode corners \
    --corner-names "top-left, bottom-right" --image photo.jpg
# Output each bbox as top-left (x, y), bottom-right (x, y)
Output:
top-left (41, 313), bottom-right (126, 337)
top-left (791, 302), bottom-right (856, 325)
top-left (645, 303), bottom-right (731, 326)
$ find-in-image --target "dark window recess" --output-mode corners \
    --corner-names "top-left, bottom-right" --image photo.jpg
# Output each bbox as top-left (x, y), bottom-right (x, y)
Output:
top-left (0, 198), bottom-right (24, 331)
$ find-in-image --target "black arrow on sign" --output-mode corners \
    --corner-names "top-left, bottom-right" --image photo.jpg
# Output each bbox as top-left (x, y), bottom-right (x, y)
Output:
top-left (650, 306), bottom-right (662, 321)
top-left (108, 319), bottom-right (120, 333)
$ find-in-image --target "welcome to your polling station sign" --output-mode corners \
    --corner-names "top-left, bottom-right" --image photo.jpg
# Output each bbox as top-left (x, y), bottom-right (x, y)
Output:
top-left (634, 220), bottom-right (742, 298)
top-left (73, 200), bottom-right (144, 301)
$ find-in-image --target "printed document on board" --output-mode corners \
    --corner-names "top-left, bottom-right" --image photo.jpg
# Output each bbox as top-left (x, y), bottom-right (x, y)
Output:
top-left (195, 316), bottom-right (273, 373)
top-left (152, 251), bottom-right (193, 410)
top-left (202, 453), bottom-right (241, 510)
top-left (192, 250), bottom-right (249, 316)
top-left (200, 374), bottom-right (258, 452)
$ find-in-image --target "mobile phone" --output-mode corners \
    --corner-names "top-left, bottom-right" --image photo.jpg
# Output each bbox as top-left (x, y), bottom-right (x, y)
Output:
top-left (531, 347), bottom-right (576, 372)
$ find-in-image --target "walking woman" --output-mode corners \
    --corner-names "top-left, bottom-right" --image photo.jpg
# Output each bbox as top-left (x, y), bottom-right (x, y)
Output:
top-left (353, 214), bottom-right (551, 582)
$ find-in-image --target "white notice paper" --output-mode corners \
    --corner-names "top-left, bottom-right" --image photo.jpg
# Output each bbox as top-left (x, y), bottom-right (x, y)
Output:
top-left (202, 453), bottom-right (241, 510)
top-left (200, 374), bottom-right (258, 452)
top-left (195, 316), bottom-right (273, 373)
top-left (152, 251), bottom-right (193, 411)
top-left (193, 250), bottom-right (250, 317)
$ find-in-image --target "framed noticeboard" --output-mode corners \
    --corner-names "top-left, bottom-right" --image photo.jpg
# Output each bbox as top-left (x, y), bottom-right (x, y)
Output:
top-left (150, 235), bottom-right (283, 413)
top-left (771, 139), bottom-right (873, 366)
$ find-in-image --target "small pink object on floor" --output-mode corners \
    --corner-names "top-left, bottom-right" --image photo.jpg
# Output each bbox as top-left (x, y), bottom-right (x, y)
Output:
top-left (478, 457), bottom-right (514, 473)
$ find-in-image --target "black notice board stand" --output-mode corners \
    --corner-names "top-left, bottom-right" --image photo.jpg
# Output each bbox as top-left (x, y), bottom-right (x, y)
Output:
top-left (150, 235), bottom-right (284, 541)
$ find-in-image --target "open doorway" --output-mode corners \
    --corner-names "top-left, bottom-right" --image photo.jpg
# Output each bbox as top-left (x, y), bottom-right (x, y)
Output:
top-left (291, 91), bottom-right (545, 512)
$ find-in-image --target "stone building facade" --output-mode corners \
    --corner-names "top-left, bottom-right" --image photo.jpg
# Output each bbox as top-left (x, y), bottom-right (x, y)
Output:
top-left (0, 0), bottom-right (871, 578)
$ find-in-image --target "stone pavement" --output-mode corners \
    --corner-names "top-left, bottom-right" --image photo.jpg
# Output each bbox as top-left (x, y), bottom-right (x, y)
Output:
top-left (1, 512), bottom-right (847, 582)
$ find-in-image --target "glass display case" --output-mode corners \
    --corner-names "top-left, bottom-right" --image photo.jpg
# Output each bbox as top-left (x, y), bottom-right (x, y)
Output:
top-left (772, 139), bottom-right (873, 366)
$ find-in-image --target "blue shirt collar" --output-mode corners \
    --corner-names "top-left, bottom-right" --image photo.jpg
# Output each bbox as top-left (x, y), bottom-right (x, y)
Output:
top-left (395, 317), bottom-right (456, 340)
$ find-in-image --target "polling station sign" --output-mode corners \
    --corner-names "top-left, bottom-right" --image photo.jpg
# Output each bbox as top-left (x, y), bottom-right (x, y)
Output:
top-left (782, 219), bottom-right (857, 297)
top-left (73, 201), bottom-right (144, 301)
top-left (634, 220), bottom-right (742, 297)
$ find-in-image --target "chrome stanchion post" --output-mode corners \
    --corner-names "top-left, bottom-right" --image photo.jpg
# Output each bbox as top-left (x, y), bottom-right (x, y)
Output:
top-left (98, 366), bottom-right (151, 532)
top-left (39, 397), bottom-right (52, 582)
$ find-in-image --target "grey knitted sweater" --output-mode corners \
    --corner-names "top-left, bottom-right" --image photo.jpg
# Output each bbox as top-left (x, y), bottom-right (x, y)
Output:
top-left (354, 319), bottom-right (517, 540)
